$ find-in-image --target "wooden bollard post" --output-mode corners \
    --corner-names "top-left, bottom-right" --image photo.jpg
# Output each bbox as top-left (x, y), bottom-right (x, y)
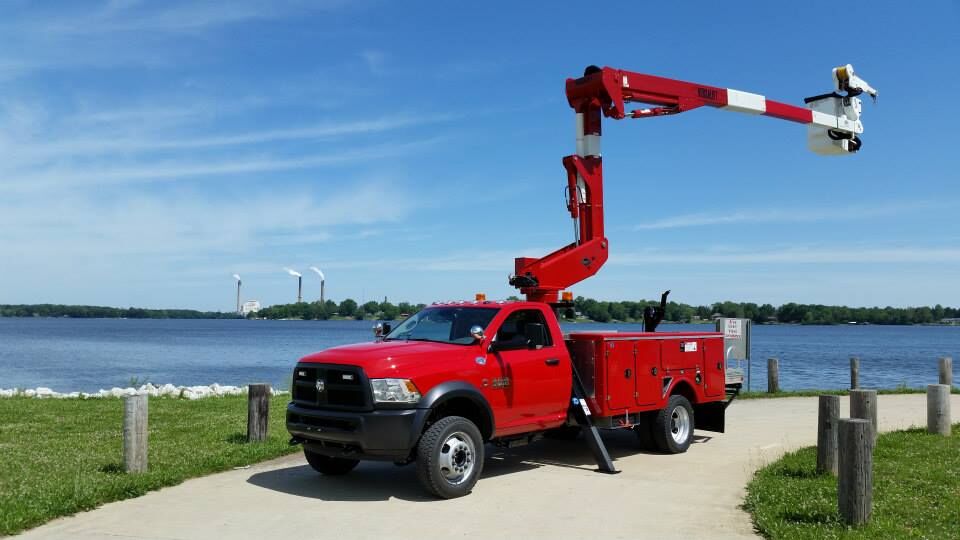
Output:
top-left (817, 395), bottom-right (840, 475)
top-left (123, 394), bottom-right (148, 473)
top-left (838, 418), bottom-right (873, 526)
top-left (927, 384), bottom-right (951, 436)
top-left (850, 356), bottom-right (860, 390)
top-left (767, 358), bottom-right (779, 394)
top-left (247, 383), bottom-right (271, 442)
top-left (939, 356), bottom-right (953, 386)
top-left (849, 389), bottom-right (878, 443)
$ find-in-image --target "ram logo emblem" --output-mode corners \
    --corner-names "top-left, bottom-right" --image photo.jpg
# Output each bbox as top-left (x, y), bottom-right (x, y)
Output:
top-left (315, 379), bottom-right (326, 392)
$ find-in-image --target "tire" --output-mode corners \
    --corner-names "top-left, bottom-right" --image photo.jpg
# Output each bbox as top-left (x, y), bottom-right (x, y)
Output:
top-left (633, 414), bottom-right (657, 450)
top-left (416, 416), bottom-right (485, 499)
top-left (303, 449), bottom-right (359, 475)
top-left (651, 395), bottom-right (694, 454)
top-left (544, 425), bottom-right (582, 440)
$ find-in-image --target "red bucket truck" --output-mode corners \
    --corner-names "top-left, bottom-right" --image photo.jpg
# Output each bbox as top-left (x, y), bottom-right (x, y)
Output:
top-left (286, 64), bottom-right (877, 498)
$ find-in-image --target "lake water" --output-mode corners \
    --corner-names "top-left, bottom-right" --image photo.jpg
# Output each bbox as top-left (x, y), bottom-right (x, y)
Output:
top-left (0, 318), bottom-right (957, 393)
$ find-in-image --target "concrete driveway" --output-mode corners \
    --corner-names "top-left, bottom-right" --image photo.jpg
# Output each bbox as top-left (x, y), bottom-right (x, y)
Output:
top-left (16, 394), bottom-right (957, 540)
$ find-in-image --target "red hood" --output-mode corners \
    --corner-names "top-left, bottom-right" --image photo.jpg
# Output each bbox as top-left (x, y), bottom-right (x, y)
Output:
top-left (298, 340), bottom-right (478, 378)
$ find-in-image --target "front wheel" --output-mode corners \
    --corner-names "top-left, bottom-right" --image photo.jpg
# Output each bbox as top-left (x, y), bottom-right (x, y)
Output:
top-left (304, 449), bottom-right (359, 475)
top-left (651, 395), bottom-right (694, 454)
top-left (416, 416), bottom-right (485, 499)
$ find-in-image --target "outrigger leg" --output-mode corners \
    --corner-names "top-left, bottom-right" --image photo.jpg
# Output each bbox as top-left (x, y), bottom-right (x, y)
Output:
top-left (570, 365), bottom-right (618, 474)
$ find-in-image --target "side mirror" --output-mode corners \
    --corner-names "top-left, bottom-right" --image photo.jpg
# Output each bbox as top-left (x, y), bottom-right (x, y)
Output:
top-left (469, 325), bottom-right (485, 342)
top-left (373, 322), bottom-right (391, 340)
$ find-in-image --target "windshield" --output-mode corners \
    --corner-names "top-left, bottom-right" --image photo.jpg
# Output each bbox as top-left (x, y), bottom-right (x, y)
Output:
top-left (385, 306), bottom-right (499, 345)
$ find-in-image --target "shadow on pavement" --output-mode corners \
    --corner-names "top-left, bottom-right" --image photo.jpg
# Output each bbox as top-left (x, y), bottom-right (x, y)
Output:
top-left (247, 429), bottom-right (716, 500)
top-left (247, 463), bottom-right (433, 502)
top-left (488, 428), bottom-right (700, 471)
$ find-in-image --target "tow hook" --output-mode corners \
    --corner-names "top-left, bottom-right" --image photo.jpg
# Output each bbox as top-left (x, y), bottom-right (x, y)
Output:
top-left (289, 436), bottom-right (305, 446)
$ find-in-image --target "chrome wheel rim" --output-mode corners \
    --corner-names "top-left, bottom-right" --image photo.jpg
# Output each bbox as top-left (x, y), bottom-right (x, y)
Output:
top-left (438, 431), bottom-right (475, 485)
top-left (670, 406), bottom-right (691, 444)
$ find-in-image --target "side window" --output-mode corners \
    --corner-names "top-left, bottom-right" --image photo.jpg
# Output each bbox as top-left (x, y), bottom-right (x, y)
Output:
top-left (495, 309), bottom-right (553, 350)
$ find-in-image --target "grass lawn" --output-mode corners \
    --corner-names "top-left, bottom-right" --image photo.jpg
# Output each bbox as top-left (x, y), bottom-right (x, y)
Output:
top-left (0, 395), bottom-right (299, 536)
top-left (744, 424), bottom-right (960, 539)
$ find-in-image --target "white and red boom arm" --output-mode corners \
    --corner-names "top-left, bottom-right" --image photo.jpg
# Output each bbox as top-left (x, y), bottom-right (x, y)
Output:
top-left (510, 65), bottom-right (877, 303)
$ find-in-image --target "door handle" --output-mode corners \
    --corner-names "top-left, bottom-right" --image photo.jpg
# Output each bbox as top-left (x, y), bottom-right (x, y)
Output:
top-left (545, 358), bottom-right (560, 366)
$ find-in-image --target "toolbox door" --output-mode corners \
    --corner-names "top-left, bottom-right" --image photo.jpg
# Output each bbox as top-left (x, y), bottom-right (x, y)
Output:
top-left (661, 338), bottom-right (702, 371)
top-left (634, 340), bottom-right (661, 406)
top-left (702, 337), bottom-right (725, 398)
top-left (604, 340), bottom-right (635, 410)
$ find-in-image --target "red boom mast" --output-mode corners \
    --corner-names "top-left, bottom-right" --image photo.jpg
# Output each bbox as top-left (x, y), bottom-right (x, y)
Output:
top-left (509, 65), bottom-right (876, 304)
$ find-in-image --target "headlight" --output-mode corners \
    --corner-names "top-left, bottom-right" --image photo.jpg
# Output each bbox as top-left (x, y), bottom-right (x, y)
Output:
top-left (370, 378), bottom-right (421, 403)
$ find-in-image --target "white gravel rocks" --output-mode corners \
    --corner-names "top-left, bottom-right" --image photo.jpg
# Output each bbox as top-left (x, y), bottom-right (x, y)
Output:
top-left (0, 383), bottom-right (288, 399)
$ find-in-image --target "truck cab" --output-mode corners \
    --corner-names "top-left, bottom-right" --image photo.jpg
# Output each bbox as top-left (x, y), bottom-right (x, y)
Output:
top-left (287, 300), bottom-right (734, 498)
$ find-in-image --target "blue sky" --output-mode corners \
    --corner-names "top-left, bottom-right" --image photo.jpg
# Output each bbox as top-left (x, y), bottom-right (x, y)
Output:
top-left (1, 0), bottom-right (958, 311)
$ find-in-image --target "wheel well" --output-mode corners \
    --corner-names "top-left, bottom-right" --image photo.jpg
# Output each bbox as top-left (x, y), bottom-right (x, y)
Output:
top-left (426, 397), bottom-right (493, 441)
top-left (670, 380), bottom-right (697, 405)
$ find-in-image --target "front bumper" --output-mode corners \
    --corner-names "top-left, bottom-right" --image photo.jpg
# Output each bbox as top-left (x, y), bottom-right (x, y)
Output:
top-left (286, 402), bottom-right (429, 461)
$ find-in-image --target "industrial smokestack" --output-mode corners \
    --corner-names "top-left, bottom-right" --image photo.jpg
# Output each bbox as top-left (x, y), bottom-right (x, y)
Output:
top-left (283, 268), bottom-right (303, 304)
top-left (309, 267), bottom-right (325, 304)
top-left (233, 274), bottom-right (242, 313)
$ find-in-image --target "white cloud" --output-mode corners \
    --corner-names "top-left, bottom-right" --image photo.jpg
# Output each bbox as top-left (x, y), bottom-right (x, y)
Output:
top-left (0, 1), bottom-right (357, 78)
top-left (0, 179), bottom-right (412, 259)
top-left (316, 247), bottom-right (552, 273)
top-left (303, 244), bottom-right (960, 277)
top-left (611, 246), bottom-right (960, 265)
top-left (631, 201), bottom-right (951, 230)
top-left (10, 114), bottom-right (452, 162)
top-left (1, 137), bottom-right (443, 192)
top-left (24, 1), bottom-right (348, 35)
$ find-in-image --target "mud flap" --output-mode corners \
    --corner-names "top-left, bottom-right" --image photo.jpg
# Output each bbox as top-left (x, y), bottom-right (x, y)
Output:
top-left (694, 402), bottom-right (725, 433)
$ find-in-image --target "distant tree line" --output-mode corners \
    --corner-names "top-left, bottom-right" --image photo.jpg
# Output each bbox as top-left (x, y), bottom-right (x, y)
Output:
top-left (0, 304), bottom-right (242, 319)
top-left (254, 299), bottom-right (427, 321)
top-left (3, 299), bottom-right (958, 326)
top-left (567, 297), bottom-right (960, 325)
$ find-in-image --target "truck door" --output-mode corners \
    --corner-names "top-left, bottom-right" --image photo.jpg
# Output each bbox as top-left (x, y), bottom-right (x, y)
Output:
top-left (485, 308), bottom-right (569, 433)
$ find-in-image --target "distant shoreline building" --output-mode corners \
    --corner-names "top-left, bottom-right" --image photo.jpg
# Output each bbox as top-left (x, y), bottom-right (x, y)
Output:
top-left (241, 300), bottom-right (261, 316)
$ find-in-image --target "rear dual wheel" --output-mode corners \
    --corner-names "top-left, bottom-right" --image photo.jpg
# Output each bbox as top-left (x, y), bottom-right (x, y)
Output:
top-left (650, 395), bottom-right (694, 454)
